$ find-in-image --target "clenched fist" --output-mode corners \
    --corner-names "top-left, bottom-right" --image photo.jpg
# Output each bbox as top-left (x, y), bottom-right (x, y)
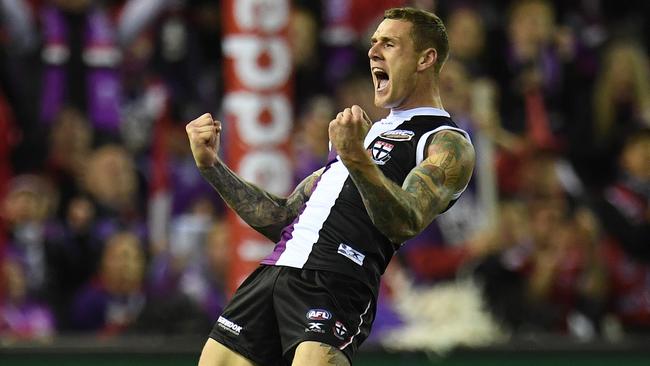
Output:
top-left (329, 105), bottom-right (373, 161)
top-left (186, 113), bottom-right (222, 168)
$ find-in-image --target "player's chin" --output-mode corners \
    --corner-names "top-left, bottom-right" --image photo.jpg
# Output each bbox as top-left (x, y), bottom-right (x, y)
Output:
top-left (373, 94), bottom-right (390, 109)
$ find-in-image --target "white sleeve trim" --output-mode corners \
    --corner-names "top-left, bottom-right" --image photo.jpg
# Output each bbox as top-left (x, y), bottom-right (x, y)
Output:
top-left (415, 126), bottom-right (473, 199)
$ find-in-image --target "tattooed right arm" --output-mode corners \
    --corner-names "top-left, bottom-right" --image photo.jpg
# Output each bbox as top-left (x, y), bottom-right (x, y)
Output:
top-left (199, 162), bottom-right (323, 242)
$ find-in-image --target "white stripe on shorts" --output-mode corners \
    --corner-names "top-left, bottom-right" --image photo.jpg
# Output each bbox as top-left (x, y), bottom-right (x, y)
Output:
top-left (339, 300), bottom-right (372, 350)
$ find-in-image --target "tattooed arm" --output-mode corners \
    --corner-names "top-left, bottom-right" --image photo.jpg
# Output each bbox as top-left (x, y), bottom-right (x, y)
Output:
top-left (344, 130), bottom-right (475, 243)
top-left (199, 165), bottom-right (322, 242)
top-left (186, 113), bottom-right (322, 242)
top-left (329, 106), bottom-right (475, 244)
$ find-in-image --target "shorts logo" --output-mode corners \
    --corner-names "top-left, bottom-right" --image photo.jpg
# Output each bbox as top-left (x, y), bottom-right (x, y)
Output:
top-left (217, 316), bottom-right (242, 336)
top-left (370, 140), bottom-right (394, 165)
top-left (337, 243), bottom-right (365, 266)
top-left (380, 129), bottom-right (415, 141)
top-left (306, 309), bottom-right (332, 321)
top-left (306, 322), bottom-right (325, 333)
top-left (333, 321), bottom-right (348, 340)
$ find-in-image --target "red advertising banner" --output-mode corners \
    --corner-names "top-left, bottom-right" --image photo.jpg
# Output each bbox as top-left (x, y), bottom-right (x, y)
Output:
top-left (222, 0), bottom-right (293, 294)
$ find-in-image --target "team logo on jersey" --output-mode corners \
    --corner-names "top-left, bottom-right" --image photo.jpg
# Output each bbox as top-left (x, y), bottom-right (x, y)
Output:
top-left (307, 309), bottom-right (332, 321)
top-left (380, 129), bottom-right (415, 141)
top-left (337, 243), bottom-right (365, 266)
top-left (333, 321), bottom-right (348, 340)
top-left (370, 141), bottom-right (394, 165)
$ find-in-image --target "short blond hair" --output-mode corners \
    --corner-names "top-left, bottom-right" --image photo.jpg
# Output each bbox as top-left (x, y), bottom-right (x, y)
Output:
top-left (384, 7), bottom-right (449, 73)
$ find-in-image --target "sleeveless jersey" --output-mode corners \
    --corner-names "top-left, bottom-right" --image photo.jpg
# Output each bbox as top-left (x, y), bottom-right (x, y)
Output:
top-left (261, 108), bottom-right (472, 295)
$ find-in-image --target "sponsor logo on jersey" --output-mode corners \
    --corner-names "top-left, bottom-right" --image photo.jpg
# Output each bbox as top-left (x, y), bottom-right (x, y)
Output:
top-left (306, 322), bottom-right (325, 333)
top-left (306, 309), bottom-right (332, 321)
top-left (380, 129), bottom-right (415, 141)
top-left (337, 243), bottom-right (365, 266)
top-left (333, 321), bottom-right (348, 340)
top-left (370, 140), bottom-right (394, 165)
top-left (217, 316), bottom-right (242, 336)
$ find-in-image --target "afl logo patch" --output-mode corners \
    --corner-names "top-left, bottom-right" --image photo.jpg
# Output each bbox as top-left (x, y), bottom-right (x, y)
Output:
top-left (380, 129), bottom-right (415, 141)
top-left (307, 309), bottom-right (332, 321)
top-left (370, 140), bottom-right (394, 165)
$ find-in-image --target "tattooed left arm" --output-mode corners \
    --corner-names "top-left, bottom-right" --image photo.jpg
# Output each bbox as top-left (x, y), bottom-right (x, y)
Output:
top-left (342, 130), bottom-right (475, 244)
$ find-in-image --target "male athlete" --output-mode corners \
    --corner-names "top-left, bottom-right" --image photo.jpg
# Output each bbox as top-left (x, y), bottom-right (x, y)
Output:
top-left (187, 7), bottom-right (475, 366)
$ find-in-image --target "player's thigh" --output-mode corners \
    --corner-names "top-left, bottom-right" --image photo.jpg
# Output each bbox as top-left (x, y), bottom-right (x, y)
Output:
top-left (198, 338), bottom-right (257, 366)
top-left (292, 341), bottom-right (350, 366)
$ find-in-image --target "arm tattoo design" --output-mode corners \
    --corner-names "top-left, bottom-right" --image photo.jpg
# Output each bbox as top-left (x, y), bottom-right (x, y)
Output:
top-left (199, 162), bottom-right (322, 242)
top-left (319, 343), bottom-right (350, 365)
top-left (344, 130), bottom-right (474, 244)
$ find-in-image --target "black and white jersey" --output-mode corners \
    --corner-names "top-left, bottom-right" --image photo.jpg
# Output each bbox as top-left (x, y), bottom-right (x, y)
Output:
top-left (261, 108), bottom-right (471, 294)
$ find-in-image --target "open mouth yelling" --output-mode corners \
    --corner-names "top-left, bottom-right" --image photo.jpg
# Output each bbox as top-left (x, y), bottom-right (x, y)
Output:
top-left (372, 67), bottom-right (389, 93)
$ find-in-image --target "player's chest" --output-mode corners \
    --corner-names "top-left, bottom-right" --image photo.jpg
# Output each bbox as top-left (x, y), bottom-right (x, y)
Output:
top-left (364, 123), bottom-right (418, 169)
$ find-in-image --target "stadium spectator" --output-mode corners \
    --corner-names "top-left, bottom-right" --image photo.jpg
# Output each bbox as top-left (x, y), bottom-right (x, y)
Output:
top-left (0, 255), bottom-right (55, 341)
top-left (1, 175), bottom-right (58, 300)
top-left (292, 96), bottom-right (335, 183)
top-left (593, 129), bottom-right (650, 333)
top-left (39, 0), bottom-right (123, 137)
top-left (591, 41), bottom-right (650, 180)
top-left (44, 107), bottom-right (93, 221)
top-left (82, 144), bottom-right (146, 244)
top-left (446, 6), bottom-right (488, 77)
top-left (71, 230), bottom-right (146, 334)
top-left (492, 0), bottom-right (574, 195)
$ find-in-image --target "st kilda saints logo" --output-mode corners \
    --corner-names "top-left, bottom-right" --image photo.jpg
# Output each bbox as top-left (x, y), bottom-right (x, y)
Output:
top-left (370, 140), bottom-right (394, 165)
top-left (333, 321), bottom-right (348, 340)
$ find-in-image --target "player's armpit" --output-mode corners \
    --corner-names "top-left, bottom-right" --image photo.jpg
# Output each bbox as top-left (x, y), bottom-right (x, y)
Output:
top-left (402, 130), bottom-right (475, 228)
top-left (285, 167), bottom-right (325, 219)
top-left (238, 167), bottom-right (324, 242)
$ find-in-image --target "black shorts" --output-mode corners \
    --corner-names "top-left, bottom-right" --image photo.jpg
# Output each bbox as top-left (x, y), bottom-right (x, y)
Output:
top-left (209, 265), bottom-right (376, 365)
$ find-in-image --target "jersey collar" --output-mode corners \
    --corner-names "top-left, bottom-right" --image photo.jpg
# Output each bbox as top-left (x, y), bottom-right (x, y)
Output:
top-left (388, 107), bottom-right (450, 119)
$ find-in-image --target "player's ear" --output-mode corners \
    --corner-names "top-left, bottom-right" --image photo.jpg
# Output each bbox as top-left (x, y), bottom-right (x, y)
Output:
top-left (417, 48), bottom-right (437, 72)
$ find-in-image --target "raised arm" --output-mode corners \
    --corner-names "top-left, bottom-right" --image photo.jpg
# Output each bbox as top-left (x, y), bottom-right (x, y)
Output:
top-left (330, 106), bottom-right (475, 244)
top-left (187, 113), bottom-right (322, 242)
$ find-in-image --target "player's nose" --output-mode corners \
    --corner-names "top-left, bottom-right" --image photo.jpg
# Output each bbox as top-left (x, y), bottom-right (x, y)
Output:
top-left (368, 43), bottom-right (382, 61)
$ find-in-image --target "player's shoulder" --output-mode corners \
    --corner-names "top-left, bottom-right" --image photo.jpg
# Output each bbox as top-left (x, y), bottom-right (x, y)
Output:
top-left (407, 114), bottom-right (455, 125)
top-left (426, 129), bottom-right (475, 163)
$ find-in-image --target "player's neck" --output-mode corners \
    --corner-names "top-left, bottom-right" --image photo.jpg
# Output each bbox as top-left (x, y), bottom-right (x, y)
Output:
top-left (393, 84), bottom-right (444, 111)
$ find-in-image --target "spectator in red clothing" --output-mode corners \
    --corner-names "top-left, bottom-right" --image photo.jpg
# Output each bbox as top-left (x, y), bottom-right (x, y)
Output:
top-left (474, 199), bottom-right (607, 336)
top-left (492, 0), bottom-right (576, 196)
top-left (593, 129), bottom-right (650, 333)
top-left (594, 129), bottom-right (650, 263)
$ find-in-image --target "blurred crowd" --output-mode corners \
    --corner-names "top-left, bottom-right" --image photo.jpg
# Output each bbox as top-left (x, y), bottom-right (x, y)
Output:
top-left (0, 0), bottom-right (648, 348)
